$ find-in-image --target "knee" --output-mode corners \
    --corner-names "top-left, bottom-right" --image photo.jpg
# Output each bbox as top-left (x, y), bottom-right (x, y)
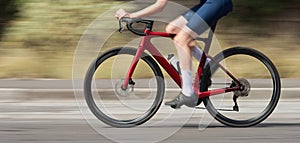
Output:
top-left (173, 36), bottom-right (184, 47)
top-left (173, 35), bottom-right (189, 49)
top-left (173, 31), bottom-right (194, 49)
top-left (165, 24), bottom-right (179, 34)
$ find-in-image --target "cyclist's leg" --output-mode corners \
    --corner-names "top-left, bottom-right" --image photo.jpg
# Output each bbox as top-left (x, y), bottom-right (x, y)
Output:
top-left (166, 17), bottom-right (207, 62)
top-left (170, 0), bottom-right (233, 36)
top-left (180, 0), bottom-right (233, 92)
top-left (165, 30), bottom-right (198, 108)
top-left (185, 0), bottom-right (232, 65)
top-left (166, 17), bottom-right (199, 98)
top-left (167, 0), bottom-right (210, 98)
top-left (165, 1), bottom-right (211, 108)
top-left (165, 0), bottom-right (233, 108)
top-left (174, 29), bottom-right (195, 96)
top-left (165, 16), bottom-right (187, 34)
top-left (185, 0), bottom-right (233, 35)
top-left (165, 0), bottom-right (204, 34)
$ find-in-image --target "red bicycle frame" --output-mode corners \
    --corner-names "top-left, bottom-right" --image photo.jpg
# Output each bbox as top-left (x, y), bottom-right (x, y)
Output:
top-left (122, 28), bottom-right (241, 98)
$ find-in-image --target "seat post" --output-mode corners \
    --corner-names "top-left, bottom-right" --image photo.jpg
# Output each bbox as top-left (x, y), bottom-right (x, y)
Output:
top-left (203, 23), bottom-right (217, 54)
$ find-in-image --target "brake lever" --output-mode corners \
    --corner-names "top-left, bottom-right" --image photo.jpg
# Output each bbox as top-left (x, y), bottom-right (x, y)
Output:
top-left (118, 17), bottom-right (135, 33)
top-left (118, 20), bottom-right (125, 33)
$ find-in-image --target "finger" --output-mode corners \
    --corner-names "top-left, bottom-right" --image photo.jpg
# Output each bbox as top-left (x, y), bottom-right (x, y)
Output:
top-left (116, 8), bottom-right (124, 14)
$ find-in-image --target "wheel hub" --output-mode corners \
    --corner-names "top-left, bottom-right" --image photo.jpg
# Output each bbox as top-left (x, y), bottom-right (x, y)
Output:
top-left (234, 78), bottom-right (251, 97)
top-left (114, 79), bottom-right (132, 97)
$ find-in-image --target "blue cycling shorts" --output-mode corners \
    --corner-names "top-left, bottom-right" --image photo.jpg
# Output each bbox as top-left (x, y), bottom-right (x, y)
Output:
top-left (182, 0), bottom-right (233, 35)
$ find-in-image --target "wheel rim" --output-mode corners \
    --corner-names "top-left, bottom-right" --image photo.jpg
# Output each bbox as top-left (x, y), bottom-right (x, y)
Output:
top-left (202, 47), bottom-right (280, 127)
top-left (84, 48), bottom-right (164, 127)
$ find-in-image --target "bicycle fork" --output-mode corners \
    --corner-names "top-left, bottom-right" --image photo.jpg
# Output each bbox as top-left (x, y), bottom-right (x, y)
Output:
top-left (121, 38), bottom-right (147, 90)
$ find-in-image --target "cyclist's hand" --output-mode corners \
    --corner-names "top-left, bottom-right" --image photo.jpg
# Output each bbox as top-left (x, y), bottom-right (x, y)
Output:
top-left (115, 9), bottom-right (130, 19)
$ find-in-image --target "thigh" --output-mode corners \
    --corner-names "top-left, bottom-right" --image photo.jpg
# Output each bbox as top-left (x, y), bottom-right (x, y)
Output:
top-left (173, 29), bottom-right (195, 48)
top-left (167, 0), bottom-right (207, 34)
top-left (186, 0), bottom-right (233, 35)
top-left (166, 16), bottom-right (188, 34)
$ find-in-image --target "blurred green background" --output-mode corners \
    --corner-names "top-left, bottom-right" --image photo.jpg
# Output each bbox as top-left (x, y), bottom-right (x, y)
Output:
top-left (0, 0), bottom-right (299, 79)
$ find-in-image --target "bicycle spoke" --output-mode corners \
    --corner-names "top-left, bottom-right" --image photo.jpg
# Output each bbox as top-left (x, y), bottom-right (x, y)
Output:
top-left (202, 47), bottom-right (280, 127)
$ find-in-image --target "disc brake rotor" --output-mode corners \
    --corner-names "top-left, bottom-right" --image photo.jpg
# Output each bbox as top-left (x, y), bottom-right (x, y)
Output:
top-left (114, 79), bottom-right (132, 97)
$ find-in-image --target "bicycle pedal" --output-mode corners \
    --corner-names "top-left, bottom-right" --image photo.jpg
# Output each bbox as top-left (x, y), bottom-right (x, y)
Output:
top-left (195, 107), bottom-right (206, 110)
top-left (233, 105), bottom-right (239, 112)
top-left (130, 85), bottom-right (134, 92)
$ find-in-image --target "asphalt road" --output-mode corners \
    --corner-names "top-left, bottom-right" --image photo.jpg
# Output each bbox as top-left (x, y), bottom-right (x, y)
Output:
top-left (0, 79), bottom-right (300, 143)
top-left (0, 99), bottom-right (299, 143)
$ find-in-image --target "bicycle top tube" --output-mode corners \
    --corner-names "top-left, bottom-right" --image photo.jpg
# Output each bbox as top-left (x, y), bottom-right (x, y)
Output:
top-left (119, 17), bottom-right (176, 38)
top-left (118, 17), bottom-right (216, 44)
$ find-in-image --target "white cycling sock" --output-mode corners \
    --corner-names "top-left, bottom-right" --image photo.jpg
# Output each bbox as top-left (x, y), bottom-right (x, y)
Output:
top-left (181, 47), bottom-right (210, 97)
top-left (181, 70), bottom-right (194, 97)
top-left (192, 46), bottom-right (210, 67)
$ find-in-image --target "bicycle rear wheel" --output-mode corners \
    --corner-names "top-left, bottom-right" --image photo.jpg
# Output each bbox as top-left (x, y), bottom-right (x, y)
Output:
top-left (201, 47), bottom-right (281, 127)
top-left (84, 47), bottom-right (165, 127)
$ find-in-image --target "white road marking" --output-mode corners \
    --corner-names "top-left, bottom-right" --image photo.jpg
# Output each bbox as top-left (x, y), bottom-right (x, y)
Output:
top-left (0, 88), bottom-right (299, 92)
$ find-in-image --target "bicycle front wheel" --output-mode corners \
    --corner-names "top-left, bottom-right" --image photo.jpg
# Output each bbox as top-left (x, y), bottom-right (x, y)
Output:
top-left (201, 47), bottom-right (281, 127)
top-left (84, 47), bottom-right (165, 127)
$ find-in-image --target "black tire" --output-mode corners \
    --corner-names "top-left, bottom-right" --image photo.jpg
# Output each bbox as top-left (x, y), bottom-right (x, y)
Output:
top-left (84, 47), bottom-right (165, 127)
top-left (201, 47), bottom-right (281, 127)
